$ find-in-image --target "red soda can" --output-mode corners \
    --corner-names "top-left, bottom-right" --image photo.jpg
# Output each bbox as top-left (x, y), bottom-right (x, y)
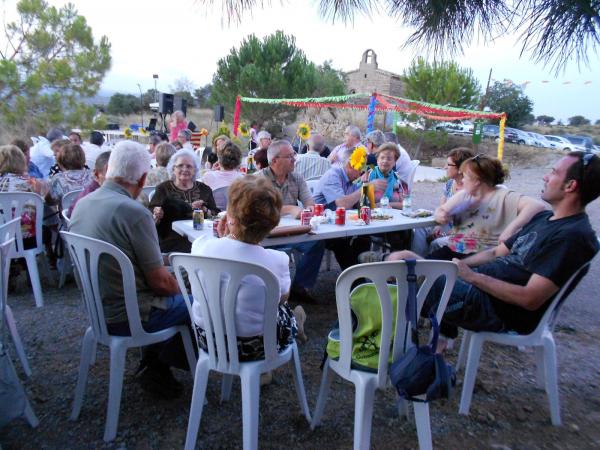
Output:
top-left (240, 167), bottom-right (247, 174)
top-left (300, 208), bottom-right (313, 226)
top-left (335, 207), bottom-right (346, 225)
top-left (313, 203), bottom-right (324, 216)
top-left (360, 206), bottom-right (371, 225)
top-left (212, 219), bottom-right (220, 237)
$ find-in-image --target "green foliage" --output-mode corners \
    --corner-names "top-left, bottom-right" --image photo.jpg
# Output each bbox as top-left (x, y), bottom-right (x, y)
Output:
top-left (568, 115), bottom-right (591, 126)
top-left (312, 60), bottom-right (347, 97)
top-left (211, 31), bottom-right (346, 127)
top-left (536, 115), bottom-right (555, 125)
top-left (0, 0), bottom-right (111, 135)
top-left (142, 89), bottom-right (159, 110)
top-left (402, 57), bottom-right (481, 109)
top-left (107, 93), bottom-right (141, 115)
top-left (194, 84), bottom-right (213, 108)
top-left (485, 82), bottom-right (533, 128)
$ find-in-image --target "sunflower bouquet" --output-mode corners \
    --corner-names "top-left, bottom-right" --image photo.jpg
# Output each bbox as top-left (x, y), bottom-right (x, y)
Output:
top-left (349, 145), bottom-right (368, 172)
top-left (124, 127), bottom-right (133, 139)
top-left (296, 123), bottom-right (311, 140)
top-left (238, 122), bottom-right (250, 137)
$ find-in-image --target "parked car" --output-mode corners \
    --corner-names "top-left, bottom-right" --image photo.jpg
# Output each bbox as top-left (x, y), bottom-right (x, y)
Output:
top-left (563, 135), bottom-right (593, 152)
top-left (525, 132), bottom-right (553, 148)
top-left (436, 121), bottom-right (473, 135)
top-left (482, 124), bottom-right (520, 143)
top-left (505, 128), bottom-right (535, 146)
top-left (544, 135), bottom-right (579, 151)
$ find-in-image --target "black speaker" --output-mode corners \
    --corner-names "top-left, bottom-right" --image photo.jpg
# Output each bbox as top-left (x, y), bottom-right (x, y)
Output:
top-left (147, 118), bottom-right (157, 131)
top-left (159, 93), bottom-right (174, 114)
top-left (173, 97), bottom-right (187, 115)
top-left (187, 121), bottom-right (197, 132)
top-left (214, 104), bottom-right (224, 122)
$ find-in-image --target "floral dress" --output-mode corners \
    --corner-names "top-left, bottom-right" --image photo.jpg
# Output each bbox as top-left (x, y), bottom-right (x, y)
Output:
top-left (46, 169), bottom-right (93, 226)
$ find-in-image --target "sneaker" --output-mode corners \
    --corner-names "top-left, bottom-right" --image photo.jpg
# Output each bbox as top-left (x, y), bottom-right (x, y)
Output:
top-left (293, 305), bottom-right (308, 343)
top-left (358, 250), bottom-right (388, 264)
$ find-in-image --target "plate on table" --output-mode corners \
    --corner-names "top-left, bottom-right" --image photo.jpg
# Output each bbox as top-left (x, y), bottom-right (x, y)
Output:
top-left (400, 208), bottom-right (433, 218)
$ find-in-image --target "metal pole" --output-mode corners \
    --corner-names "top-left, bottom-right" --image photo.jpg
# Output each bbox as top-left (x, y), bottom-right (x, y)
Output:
top-left (137, 83), bottom-right (144, 128)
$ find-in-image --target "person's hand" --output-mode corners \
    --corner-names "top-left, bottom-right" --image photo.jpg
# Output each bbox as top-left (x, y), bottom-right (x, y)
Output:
top-left (434, 207), bottom-right (450, 225)
top-left (498, 227), bottom-right (515, 245)
top-left (217, 213), bottom-right (230, 237)
top-left (432, 226), bottom-right (444, 239)
top-left (372, 179), bottom-right (388, 192)
top-left (153, 206), bottom-right (164, 223)
top-left (191, 200), bottom-right (205, 210)
top-left (453, 258), bottom-right (475, 283)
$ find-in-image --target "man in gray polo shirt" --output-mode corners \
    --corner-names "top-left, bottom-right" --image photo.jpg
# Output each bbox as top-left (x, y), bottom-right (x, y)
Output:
top-left (70, 140), bottom-right (190, 398)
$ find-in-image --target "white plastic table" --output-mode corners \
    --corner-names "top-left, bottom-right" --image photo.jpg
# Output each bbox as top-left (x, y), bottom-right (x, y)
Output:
top-left (172, 208), bottom-right (436, 247)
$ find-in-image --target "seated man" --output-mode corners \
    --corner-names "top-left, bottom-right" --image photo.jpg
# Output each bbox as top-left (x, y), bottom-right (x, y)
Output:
top-left (294, 133), bottom-right (331, 180)
top-left (328, 125), bottom-right (362, 165)
top-left (313, 149), bottom-right (387, 269)
top-left (69, 140), bottom-right (191, 399)
top-left (382, 152), bottom-right (600, 340)
top-left (68, 150), bottom-right (111, 217)
top-left (259, 140), bottom-right (325, 303)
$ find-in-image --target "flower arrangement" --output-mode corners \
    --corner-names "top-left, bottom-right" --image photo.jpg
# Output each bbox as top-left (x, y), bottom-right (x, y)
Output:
top-left (124, 127), bottom-right (133, 139)
top-left (199, 128), bottom-right (209, 137)
top-left (296, 123), bottom-right (311, 140)
top-left (238, 122), bottom-right (250, 137)
top-left (349, 146), bottom-right (368, 172)
top-left (139, 128), bottom-right (148, 136)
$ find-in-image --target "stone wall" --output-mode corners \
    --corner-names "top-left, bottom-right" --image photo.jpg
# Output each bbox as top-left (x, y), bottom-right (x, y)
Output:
top-left (345, 49), bottom-right (404, 97)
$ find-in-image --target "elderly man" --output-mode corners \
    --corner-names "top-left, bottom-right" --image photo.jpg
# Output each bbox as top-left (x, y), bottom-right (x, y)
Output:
top-left (294, 133), bottom-right (331, 180)
top-left (365, 129), bottom-right (385, 165)
top-left (177, 129), bottom-right (193, 149)
top-left (256, 130), bottom-right (272, 152)
top-left (383, 132), bottom-right (413, 183)
top-left (68, 150), bottom-right (111, 217)
top-left (69, 141), bottom-right (191, 399)
top-left (259, 140), bottom-right (325, 303)
top-left (372, 152), bottom-right (600, 343)
top-left (328, 125), bottom-right (362, 164)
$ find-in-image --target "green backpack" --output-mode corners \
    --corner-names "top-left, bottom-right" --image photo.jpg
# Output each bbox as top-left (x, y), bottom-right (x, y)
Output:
top-left (326, 283), bottom-right (399, 371)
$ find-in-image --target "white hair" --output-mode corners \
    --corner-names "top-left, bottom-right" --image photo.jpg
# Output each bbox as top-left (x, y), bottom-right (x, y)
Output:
top-left (167, 148), bottom-right (201, 178)
top-left (257, 130), bottom-right (271, 140)
top-left (345, 125), bottom-right (362, 140)
top-left (267, 140), bottom-right (292, 163)
top-left (106, 140), bottom-right (151, 184)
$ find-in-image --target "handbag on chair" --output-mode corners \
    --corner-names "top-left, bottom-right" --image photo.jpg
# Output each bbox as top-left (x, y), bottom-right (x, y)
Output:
top-left (388, 259), bottom-right (455, 402)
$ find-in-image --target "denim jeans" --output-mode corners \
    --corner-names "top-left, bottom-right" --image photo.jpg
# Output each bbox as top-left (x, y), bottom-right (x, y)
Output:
top-left (273, 240), bottom-right (325, 289)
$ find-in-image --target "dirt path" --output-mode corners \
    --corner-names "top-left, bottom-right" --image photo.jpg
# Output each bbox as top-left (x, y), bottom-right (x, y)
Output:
top-left (2, 163), bottom-right (600, 449)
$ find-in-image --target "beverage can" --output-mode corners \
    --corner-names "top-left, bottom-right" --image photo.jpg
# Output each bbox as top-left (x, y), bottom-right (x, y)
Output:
top-left (193, 209), bottom-right (204, 230)
top-left (300, 208), bottom-right (313, 226)
top-left (360, 206), bottom-right (371, 225)
top-left (335, 207), bottom-right (346, 225)
top-left (212, 218), bottom-right (220, 237)
top-left (313, 203), bottom-right (325, 216)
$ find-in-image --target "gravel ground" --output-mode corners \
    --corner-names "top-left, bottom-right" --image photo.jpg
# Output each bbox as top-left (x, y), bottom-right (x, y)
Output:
top-left (2, 160), bottom-right (600, 449)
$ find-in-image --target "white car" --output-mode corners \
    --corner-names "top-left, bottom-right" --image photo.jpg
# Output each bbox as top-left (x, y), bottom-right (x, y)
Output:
top-left (527, 132), bottom-right (555, 149)
top-left (544, 135), bottom-right (582, 151)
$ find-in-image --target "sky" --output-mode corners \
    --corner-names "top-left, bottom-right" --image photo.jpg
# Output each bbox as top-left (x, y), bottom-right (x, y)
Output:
top-left (37, 0), bottom-right (600, 122)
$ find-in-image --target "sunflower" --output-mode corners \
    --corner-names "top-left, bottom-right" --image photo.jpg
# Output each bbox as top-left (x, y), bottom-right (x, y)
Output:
top-left (199, 128), bottom-right (209, 137)
top-left (297, 123), bottom-right (311, 140)
top-left (238, 122), bottom-right (250, 137)
top-left (124, 127), bottom-right (133, 139)
top-left (140, 128), bottom-right (148, 136)
top-left (349, 146), bottom-right (367, 172)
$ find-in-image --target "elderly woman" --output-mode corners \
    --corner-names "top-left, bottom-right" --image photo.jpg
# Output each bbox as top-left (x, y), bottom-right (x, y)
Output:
top-left (191, 176), bottom-right (305, 361)
top-left (0, 145), bottom-right (47, 249)
top-left (150, 148), bottom-right (219, 252)
top-left (146, 142), bottom-right (176, 186)
top-left (201, 142), bottom-right (244, 207)
top-left (48, 138), bottom-right (72, 177)
top-left (46, 143), bottom-right (93, 209)
top-left (431, 154), bottom-right (545, 259)
top-left (367, 143), bottom-right (408, 209)
top-left (168, 110), bottom-right (188, 143)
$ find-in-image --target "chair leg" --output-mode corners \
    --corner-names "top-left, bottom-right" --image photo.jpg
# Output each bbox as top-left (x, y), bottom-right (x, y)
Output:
top-left (240, 371), bottom-right (261, 450)
top-left (103, 343), bottom-right (127, 442)
top-left (353, 378), bottom-right (376, 450)
top-left (90, 340), bottom-right (97, 365)
top-left (70, 328), bottom-right (96, 420)
top-left (290, 344), bottom-right (311, 422)
top-left (396, 397), bottom-right (409, 419)
top-left (58, 251), bottom-right (71, 288)
top-left (184, 358), bottom-right (210, 450)
top-left (456, 331), bottom-right (471, 372)
top-left (413, 401), bottom-right (433, 450)
top-left (310, 358), bottom-right (334, 430)
top-left (24, 397), bottom-right (39, 428)
top-left (542, 336), bottom-right (561, 426)
top-left (4, 305), bottom-right (32, 377)
top-left (23, 251), bottom-right (43, 307)
top-left (459, 335), bottom-right (484, 416)
top-left (220, 374), bottom-right (234, 403)
top-left (535, 345), bottom-right (546, 389)
top-left (325, 250), bottom-right (332, 271)
top-left (180, 327), bottom-right (197, 379)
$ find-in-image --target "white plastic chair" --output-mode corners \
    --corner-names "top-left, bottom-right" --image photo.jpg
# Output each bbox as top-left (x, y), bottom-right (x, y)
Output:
top-left (0, 234), bottom-right (39, 427)
top-left (61, 231), bottom-right (197, 442)
top-left (405, 159), bottom-right (420, 193)
top-left (311, 260), bottom-right (457, 450)
top-left (212, 186), bottom-right (229, 211)
top-left (169, 254), bottom-right (312, 450)
top-left (57, 189), bottom-right (83, 288)
top-left (141, 185), bottom-right (156, 199)
top-left (61, 188), bottom-right (83, 216)
top-left (0, 192), bottom-right (46, 307)
top-left (1, 218), bottom-right (32, 376)
top-left (456, 261), bottom-right (592, 426)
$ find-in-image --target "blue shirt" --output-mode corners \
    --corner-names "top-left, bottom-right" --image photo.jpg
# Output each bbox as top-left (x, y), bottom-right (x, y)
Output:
top-left (313, 166), bottom-right (358, 210)
top-left (28, 161), bottom-right (44, 179)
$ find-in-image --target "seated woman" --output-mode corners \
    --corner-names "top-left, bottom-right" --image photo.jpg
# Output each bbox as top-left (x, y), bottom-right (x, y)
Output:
top-left (411, 147), bottom-right (474, 256)
top-left (146, 142), bottom-right (176, 187)
top-left (190, 176), bottom-right (305, 361)
top-left (430, 154), bottom-right (546, 260)
top-left (0, 145), bottom-right (47, 249)
top-left (367, 142), bottom-right (408, 208)
top-left (46, 143), bottom-right (93, 209)
top-left (201, 142), bottom-right (244, 209)
top-left (150, 148), bottom-right (219, 252)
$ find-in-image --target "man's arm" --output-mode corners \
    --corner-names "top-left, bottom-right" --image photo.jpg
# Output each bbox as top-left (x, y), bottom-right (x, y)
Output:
top-left (461, 243), bottom-right (510, 267)
top-left (454, 259), bottom-right (559, 311)
top-left (498, 196), bottom-right (546, 244)
top-left (145, 266), bottom-right (180, 296)
top-left (335, 189), bottom-right (361, 209)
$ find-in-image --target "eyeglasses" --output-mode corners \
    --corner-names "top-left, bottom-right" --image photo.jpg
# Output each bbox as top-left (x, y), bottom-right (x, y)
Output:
top-left (174, 164), bottom-right (194, 170)
top-left (277, 154), bottom-right (296, 160)
top-left (446, 163), bottom-right (457, 167)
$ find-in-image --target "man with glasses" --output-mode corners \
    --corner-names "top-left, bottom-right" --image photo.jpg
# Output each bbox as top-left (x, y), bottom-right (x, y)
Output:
top-left (259, 140), bottom-right (325, 304)
top-left (380, 152), bottom-right (600, 341)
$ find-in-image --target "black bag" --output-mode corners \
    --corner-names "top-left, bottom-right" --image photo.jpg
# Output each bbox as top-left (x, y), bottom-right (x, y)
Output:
top-left (388, 259), bottom-right (455, 402)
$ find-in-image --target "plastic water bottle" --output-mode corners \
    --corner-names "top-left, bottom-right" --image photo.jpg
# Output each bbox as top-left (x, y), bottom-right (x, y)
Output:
top-left (403, 193), bottom-right (412, 213)
top-left (380, 195), bottom-right (389, 212)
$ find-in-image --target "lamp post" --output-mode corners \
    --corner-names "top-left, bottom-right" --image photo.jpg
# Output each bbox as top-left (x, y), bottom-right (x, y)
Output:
top-left (137, 83), bottom-right (144, 129)
top-left (153, 74), bottom-right (159, 102)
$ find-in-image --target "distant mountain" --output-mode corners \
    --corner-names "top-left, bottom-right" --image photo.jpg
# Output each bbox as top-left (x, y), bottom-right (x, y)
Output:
top-left (81, 88), bottom-right (117, 106)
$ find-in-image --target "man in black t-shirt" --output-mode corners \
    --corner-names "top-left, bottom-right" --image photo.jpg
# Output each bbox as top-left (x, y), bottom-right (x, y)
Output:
top-left (388, 152), bottom-right (600, 338)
